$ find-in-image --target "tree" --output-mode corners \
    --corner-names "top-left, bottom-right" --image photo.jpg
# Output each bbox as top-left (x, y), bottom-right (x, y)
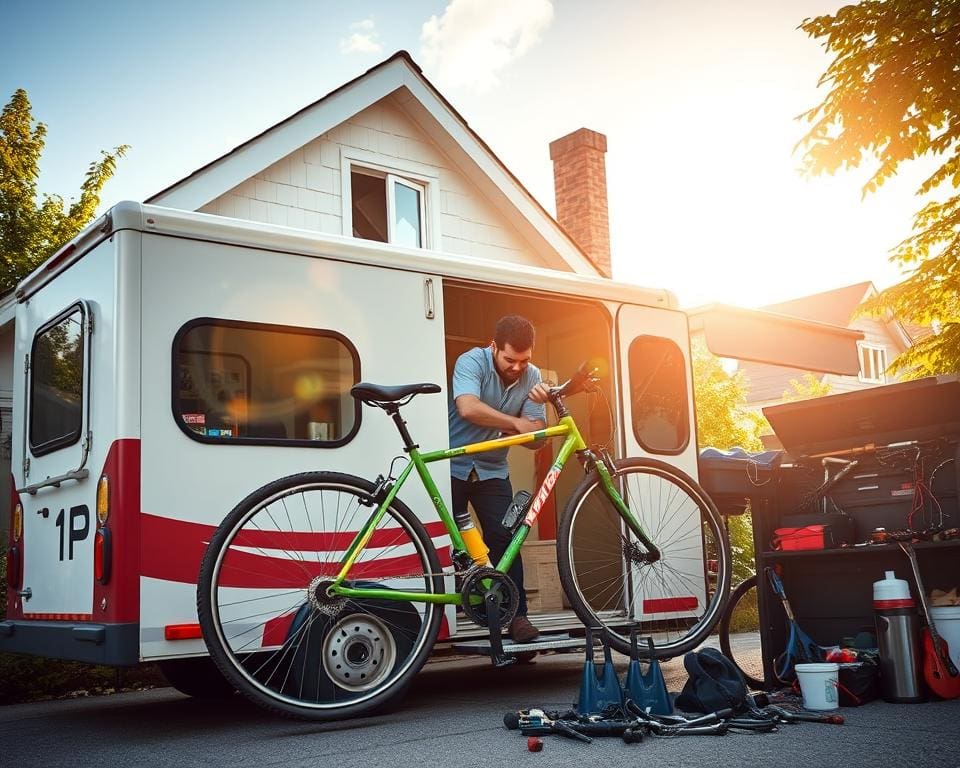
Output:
top-left (0, 89), bottom-right (127, 294)
top-left (782, 372), bottom-right (832, 402)
top-left (797, 1), bottom-right (960, 378)
top-left (691, 337), bottom-right (765, 452)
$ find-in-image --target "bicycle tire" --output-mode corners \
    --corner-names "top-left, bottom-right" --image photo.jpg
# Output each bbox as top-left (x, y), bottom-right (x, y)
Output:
top-left (718, 575), bottom-right (767, 689)
top-left (557, 457), bottom-right (731, 658)
top-left (197, 471), bottom-right (443, 721)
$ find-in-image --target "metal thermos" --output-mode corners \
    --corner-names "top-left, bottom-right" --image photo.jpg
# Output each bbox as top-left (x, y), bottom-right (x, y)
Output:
top-left (873, 570), bottom-right (925, 703)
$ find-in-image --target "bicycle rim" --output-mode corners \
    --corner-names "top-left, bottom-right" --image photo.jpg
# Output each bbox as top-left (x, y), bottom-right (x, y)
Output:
top-left (559, 459), bottom-right (730, 657)
top-left (199, 474), bottom-right (443, 719)
top-left (719, 575), bottom-right (766, 689)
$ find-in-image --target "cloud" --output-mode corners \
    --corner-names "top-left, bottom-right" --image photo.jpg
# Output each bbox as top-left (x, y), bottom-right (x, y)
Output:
top-left (420, 0), bottom-right (554, 92)
top-left (340, 18), bottom-right (382, 54)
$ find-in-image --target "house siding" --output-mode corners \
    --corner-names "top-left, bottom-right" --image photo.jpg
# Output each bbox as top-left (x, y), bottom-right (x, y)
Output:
top-left (199, 96), bottom-right (538, 266)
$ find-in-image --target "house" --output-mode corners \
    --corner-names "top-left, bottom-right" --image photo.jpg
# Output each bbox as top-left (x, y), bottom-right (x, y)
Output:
top-left (736, 281), bottom-right (916, 446)
top-left (146, 51), bottom-right (609, 277)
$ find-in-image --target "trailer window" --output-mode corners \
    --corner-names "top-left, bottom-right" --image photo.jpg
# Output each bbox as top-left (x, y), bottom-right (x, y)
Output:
top-left (173, 319), bottom-right (360, 447)
top-left (30, 306), bottom-right (85, 455)
top-left (627, 336), bottom-right (689, 454)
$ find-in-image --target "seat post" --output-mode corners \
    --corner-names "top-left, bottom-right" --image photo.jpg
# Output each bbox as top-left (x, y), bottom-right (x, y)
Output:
top-left (386, 406), bottom-right (418, 451)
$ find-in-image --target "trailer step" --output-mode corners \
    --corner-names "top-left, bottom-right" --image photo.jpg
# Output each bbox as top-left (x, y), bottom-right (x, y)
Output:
top-left (451, 632), bottom-right (587, 656)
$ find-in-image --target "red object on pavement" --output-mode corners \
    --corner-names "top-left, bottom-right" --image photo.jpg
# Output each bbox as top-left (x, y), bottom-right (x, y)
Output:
top-left (527, 736), bottom-right (544, 752)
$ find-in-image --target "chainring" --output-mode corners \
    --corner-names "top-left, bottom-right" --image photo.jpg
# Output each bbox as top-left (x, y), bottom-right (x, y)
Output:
top-left (459, 567), bottom-right (519, 629)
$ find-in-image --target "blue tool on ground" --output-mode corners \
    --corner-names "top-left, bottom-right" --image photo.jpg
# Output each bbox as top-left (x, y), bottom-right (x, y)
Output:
top-left (765, 566), bottom-right (823, 682)
top-left (575, 627), bottom-right (624, 715)
top-left (624, 630), bottom-right (673, 715)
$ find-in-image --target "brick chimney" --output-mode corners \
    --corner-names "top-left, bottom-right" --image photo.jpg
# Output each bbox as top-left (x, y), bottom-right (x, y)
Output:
top-left (549, 128), bottom-right (611, 277)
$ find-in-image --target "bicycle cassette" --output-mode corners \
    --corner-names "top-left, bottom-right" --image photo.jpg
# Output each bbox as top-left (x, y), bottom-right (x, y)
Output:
top-left (459, 567), bottom-right (519, 629)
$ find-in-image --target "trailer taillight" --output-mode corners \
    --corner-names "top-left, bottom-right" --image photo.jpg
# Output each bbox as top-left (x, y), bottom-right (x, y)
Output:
top-left (95, 474), bottom-right (111, 583)
top-left (12, 502), bottom-right (22, 542)
top-left (6, 546), bottom-right (20, 588)
top-left (97, 475), bottom-right (110, 524)
top-left (94, 527), bottom-right (112, 583)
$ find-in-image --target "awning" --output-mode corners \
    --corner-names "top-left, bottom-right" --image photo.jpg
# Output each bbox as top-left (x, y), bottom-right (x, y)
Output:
top-left (687, 303), bottom-right (864, 375)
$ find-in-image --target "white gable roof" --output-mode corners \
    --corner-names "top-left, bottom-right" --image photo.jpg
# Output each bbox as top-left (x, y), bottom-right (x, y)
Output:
top-left (148, 51), bottom-right (598, 275)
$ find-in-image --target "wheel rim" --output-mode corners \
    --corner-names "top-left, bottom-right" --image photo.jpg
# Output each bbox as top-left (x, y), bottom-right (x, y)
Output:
top-left (206, 481), bottom-right (438, 711)
top-left (564, 466), bottom-right (728, 655)
top-left (322, 613), bottom-right (396, 691)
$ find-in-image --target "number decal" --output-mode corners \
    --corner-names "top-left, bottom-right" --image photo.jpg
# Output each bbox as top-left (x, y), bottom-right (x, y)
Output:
top-left (53, 505), bottom-right (90, 561)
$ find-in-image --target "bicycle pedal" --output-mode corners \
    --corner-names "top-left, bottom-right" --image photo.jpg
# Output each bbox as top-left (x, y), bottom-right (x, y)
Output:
top-left (502, 490), bottom-right (532, 532)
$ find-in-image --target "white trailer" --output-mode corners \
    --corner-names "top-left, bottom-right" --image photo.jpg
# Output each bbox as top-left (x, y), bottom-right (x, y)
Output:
top-left (0, 201), bottom-right (716, 689)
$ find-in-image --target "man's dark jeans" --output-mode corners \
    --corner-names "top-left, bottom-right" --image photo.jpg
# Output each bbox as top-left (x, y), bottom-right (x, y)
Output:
top-left (451, 475), bottom-right (527, 617)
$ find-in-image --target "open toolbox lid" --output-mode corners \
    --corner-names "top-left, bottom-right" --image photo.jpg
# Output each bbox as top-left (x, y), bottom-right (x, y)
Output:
top-left (762, 374), bottom-right (960, 457)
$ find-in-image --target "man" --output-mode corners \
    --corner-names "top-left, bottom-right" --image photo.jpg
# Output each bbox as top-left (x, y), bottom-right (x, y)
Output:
top-left (448, 315), bottom-right (551, 643)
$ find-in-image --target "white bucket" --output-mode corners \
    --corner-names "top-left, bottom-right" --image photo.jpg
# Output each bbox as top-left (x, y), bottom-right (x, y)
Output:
top-left (930, 606), bottom-right (960, 670)
top-left (795, 662), bottom-right (840, 711)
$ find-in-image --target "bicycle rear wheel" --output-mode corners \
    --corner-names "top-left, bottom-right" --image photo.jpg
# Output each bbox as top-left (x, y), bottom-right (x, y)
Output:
top-left (197, 471), bottom-right (444, 720)
top-left (718, 575), bottom-right (767, 689)
top-left (558, 458), bottom-right (730, 658)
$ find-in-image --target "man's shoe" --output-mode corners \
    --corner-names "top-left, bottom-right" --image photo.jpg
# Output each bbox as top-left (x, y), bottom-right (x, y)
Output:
top-left (509, 616), bottom-right (540, 644)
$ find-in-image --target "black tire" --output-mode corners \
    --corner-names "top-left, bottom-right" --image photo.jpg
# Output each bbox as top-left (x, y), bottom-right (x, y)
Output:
top-left (157, 657), bottom-right (237, 699)
top-left (197, 471), bottom-right (443, 720)
top-left (718, 575), bottom-right (767, 689)
top-left (557, 457), bottom-right (731, 658)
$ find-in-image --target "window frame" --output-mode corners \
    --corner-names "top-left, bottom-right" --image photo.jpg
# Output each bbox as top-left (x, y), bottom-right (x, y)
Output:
top-left (857, 342), bottom-right (887, 384)
top-left (626, 334), bottom-right (691, 456)
top-left (29, 301), bottom-right (90, 457)
top-left (171, 317), bottom-right (362, 448)
top-left (340, 148), bottom-right (440, 249)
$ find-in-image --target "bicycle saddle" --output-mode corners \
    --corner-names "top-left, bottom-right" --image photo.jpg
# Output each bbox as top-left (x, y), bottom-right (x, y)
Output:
top-left (350, 382), bottom-right (441, 404)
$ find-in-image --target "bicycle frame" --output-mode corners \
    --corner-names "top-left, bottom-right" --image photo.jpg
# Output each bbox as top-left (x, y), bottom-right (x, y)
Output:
top-left (329, 413), bottom-right (648, 605)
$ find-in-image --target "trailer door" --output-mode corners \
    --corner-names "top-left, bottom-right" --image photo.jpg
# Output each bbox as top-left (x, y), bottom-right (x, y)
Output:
top-left (616, 304), bottom-right (697, 477)
top-left (614, 303), bottom-right (707, 624)
top-left (17, 300), bottom-right (96, 617)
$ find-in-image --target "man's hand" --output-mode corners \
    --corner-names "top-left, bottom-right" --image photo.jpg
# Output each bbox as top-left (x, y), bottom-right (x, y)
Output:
top-left (504, 415), bottom-right (544, 436)
top-left (527, 381), bottom-right (552, 404)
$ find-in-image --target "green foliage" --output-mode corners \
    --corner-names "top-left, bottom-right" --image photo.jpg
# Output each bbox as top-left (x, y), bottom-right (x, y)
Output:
top-left (797, 1), bottom-right (960, 377)
top-left (0, 88), bottom-right (128, 294)
top-left (782, 373), bottom-right (832, 402)
top-left (691, 337), bottom-right (765, 452)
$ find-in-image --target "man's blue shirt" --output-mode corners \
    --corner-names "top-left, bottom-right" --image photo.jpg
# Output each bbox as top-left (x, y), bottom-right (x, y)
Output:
top-left (448, 347), bottom-right (546, 481)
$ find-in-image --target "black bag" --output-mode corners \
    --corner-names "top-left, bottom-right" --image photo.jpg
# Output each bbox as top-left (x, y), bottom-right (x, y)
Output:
top-left (675, 648), bottom-right (749, 714)
top-left (837, 661), bottom-right (880, 707)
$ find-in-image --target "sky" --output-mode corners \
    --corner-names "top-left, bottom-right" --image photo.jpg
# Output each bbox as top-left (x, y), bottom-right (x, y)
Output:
top-left (1, 0), bottom-right (929, 308)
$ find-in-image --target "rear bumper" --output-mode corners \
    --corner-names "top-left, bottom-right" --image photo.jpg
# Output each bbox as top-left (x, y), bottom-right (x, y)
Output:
top-left (0, 620), bottom-right (139, 666)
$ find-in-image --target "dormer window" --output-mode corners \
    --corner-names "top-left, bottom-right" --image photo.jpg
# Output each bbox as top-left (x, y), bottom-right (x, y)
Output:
top-left (350, 169), bottom-right (425, 247)
top-left (858, 343), bottom-right (887, 383)
top-left (341, 150), bottom-right (438, 249)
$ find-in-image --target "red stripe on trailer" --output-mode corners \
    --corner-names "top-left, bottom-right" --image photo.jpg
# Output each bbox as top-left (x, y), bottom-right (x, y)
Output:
top-left (23, 612), bottom-right (94, 621)
top-left (262, 611), bottom-right (298, 647)
top-left (643, 596), bottom-right (698, 613)
top-left (93, 440), bottom-right (141, 623)
top-left (141, 514), bottom-right (452, 585)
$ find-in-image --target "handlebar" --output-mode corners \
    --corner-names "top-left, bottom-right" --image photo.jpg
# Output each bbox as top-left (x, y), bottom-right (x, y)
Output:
top-left (549, 364), bottom-right (600, 402)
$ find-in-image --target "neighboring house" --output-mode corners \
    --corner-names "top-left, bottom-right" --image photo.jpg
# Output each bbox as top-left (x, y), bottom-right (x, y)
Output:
top-left (737, 281), bottom-right (916, 446)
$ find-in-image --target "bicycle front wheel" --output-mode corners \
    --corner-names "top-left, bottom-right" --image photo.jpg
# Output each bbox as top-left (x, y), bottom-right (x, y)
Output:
top-left (197, 471), bottom-right (444, 720)
top-left (558, 458), bottom-right (730, 658)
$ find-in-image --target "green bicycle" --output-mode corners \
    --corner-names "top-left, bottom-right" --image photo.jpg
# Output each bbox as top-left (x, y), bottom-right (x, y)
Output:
top-left (197, 366), bottom-right (731, 720)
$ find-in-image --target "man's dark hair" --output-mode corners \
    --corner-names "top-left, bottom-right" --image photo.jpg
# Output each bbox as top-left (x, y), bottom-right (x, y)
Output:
top-left (494, 315), bottom-right (536, 351)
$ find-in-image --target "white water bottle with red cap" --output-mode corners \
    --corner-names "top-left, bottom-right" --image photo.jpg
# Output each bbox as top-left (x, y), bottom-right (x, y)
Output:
top-left (873, 570), bottom-right (924, 702)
